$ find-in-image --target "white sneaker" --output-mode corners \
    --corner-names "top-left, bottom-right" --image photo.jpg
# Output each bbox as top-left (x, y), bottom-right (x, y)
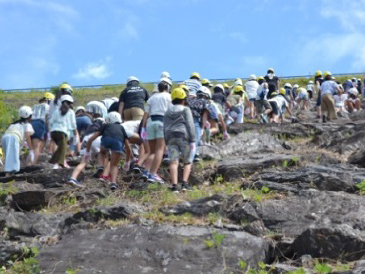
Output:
top-left (52, 164), bottom-right (60, 170)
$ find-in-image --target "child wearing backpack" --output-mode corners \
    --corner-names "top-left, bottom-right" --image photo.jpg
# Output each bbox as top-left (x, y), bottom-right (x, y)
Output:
top-left (255, 77), bottom-right (272, 123)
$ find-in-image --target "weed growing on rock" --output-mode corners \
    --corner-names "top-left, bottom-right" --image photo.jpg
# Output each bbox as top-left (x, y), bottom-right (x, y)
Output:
top-left (2, 247), bottom-right (39, 274)
top-left (204, 232), bottom-right (225, 248)
top-left (313, 260), bottom-right (332, 274)
top-left (355, 180), bottom-right (365, 195)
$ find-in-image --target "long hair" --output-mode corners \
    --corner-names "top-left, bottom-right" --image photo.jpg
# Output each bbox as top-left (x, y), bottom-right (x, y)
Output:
top-left (11, 117), bottom-right (30, 125)
top-left (60, 101), bottom-right (71, 116)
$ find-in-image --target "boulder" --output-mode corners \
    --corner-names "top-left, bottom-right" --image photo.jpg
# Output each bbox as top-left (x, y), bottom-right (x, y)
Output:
top-left (38, 225), bottom-right (271, 274)
top-left (291, 225), bottom-right (365, 261)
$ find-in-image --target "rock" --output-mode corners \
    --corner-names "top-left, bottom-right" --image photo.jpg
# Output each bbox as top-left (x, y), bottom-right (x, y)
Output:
top-left (291, 225), bottom-right (365, 261)
top-left (352, 260), bottom-right (365, 274)
top-left (242, 220), bottom-right (267, 237)
top-left (160, 195), bottom-right (224, 216)
top-left (253, 164), bottom-right (365, 192)
top-left (249, 180), bottom-right (300, 194)
top-left (38, 225), bottom-right (271, 274)
top-left (199, 144), bottom-right (222, 160)
top-left (0, 240), bottom-right (27, 266)
top-left (348, 148), bottom-right (365, 167)
top-left (12, 189), bottom-right (70, 211)
top-left (271, 263), bottom-right (308, 274)
top-left (217, 154), bottom-right (301, 181)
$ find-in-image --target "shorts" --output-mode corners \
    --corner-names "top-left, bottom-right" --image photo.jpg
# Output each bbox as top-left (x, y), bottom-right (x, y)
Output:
top-left (298, 92), bottom-right (309, 101)
top-left (256, 100), bottom-right (272, 114)
top-left (208, 105), bottom-right (219, 121)
top-left (1, 134), bottom-right (20, 173)
top-left (316, 92), bottom-right (322, 107)
top-left (80, 134), bottom-right (101, 155)
top-left (123, 107), bottom-right (144, 121)
top-left (249, 98), bottom-right (256, 102)
top-left (30, 119), bottom-right (46, 140)
top-left (167, 138), bottom-right (193, 164)
top-left (101, 136), bottom-right (123, 153)
top-left (269, 101), bottom-right (280, 116)
top-left (307, 90), bottom-right (313, 99)
top-left (146, 118), bottom-right (164, 140)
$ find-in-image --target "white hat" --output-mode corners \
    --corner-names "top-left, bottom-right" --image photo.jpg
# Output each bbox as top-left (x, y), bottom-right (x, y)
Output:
top-left (76, 106), bottom-right (85, 112)
top-left (249, 74), bottom-right (257, 81)
top-left (284, 83), bottom-right (292, 88)
top-left (111, 97), bottom-right (119, 102)
top-left (159, 77), bottom-right (172, 86)
top-left (106, 112), bottom-right (122, 124)
top-left (197, 86), bottom-right (211, 99)
top-left (19, 106), bottom-right (33, 119)
top-left (127, 76), bottom-right (139, 85)
top-left (348, 88), bottom-right (359, 96)
top-left (213, 84), bottom-right (224, 93)
top-left (293, 84), bottom-right (299, 89)
top-left (161, 71), bottom-right (171, 79)
top-left (60, 95), bottom-right (74, 104)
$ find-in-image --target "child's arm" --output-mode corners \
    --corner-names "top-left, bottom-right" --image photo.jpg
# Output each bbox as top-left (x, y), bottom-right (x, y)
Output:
top-left (184, 108), bottom-right (195, 143)
top-left (124, 138), bottom-right (133, 161)
top-left (85, 131), bottom-right (101, 152)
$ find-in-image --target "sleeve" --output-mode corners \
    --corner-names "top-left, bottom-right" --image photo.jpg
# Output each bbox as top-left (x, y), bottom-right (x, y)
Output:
top-left (144, 88), bottom-right (150, 101)
top-left (69, 111), bottom-right (77, 131)
top-left (25, 123), bottom-right (35, 136)
top-left (123, 126), bottom-right (135, 138)
top-left (119, 89), bottom-right (126, 102)
top-left (184, 107), bottom-right (195, 143)
top-left (145, 98), bottom-right (151, 113)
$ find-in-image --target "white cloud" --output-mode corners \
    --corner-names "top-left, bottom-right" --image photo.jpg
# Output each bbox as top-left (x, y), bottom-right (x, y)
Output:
top-left (73, 58), bottom-right (112, 80)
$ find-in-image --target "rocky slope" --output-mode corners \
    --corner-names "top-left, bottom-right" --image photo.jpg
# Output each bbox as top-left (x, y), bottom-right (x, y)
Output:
top-left (1, 109), bottom-right (365, 273)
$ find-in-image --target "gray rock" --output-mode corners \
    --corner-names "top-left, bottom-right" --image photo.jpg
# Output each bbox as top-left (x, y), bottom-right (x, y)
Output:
top-left (0, 240), bottom-right (27, 266)
top-left (38, 225), bottom-right (271, 274)
top-left (291, 225), bottom-right (365, 261)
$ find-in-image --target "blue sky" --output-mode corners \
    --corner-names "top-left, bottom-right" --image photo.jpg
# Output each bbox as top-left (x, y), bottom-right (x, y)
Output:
top-left (0, 0), bottom-right (364, 89)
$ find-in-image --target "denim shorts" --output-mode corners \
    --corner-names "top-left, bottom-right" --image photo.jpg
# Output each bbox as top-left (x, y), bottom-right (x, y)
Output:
top-left (101, 136), bottom-right (124, 153)
top-left (146, 118), bottom-right (164, 140)
top-left (30, 119), bottom-right (46, 140)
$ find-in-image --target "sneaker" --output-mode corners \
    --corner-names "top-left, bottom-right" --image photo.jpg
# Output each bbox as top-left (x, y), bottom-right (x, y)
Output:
top-left (181, 182), bottom-right (192, 191)
top-left (171, 184), bottom-right (180, 193)
top-left (260, 114), bottom-right (267, 124)
top-left (52, 164), bottom-right (60, 170)
top-left (99, 175), bottom-right (111, 182)
top-left (193, 155), bottom-right (202, 162)
top-left (147, 173), bottom-right (165, 184)
top-left (162, 155), bottom-right (170, 165)
top-left (132, 164), bottom-right (143, 174)
top-left (109, 183), bottom-right (118, 191)
top-left (67, 178), bottom-right (83, 188)
top-left (142, 170), bottom-right (149, 180)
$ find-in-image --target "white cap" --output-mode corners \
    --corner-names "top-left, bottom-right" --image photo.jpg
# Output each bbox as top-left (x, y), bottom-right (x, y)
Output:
top-left (308, 80), bottom-right (314, 84)
top-left (106, 112), bottom-right (122, 124)
top-left (161, 71), bottom-right (171, 79)
top-left (127, 76), bottom-right (139, 85)
top-left (76, 106), bottom-right (85, 113)
top-left (111, 97), bottom-right (119, 102)
top-left (19, 106), bottom-right (33, 119)
top-left (159, 77), bottom-right (172, 86)
top-left (284, 83), bottom-right (292, 88)
top-left (214, 84), bottom-right (224, 92)
top-left (234, 78), bottom-right (243, 86)
top-left (348, 88), bottom-right (359, 96)
top-left (293, 84), bottom-right (299, 89)
top-left (249, 74), bottom-right (257, 81)
top-left (60, 95), bottom-right (74, 104)
top-left (197, 86), bottom-right (211, 99)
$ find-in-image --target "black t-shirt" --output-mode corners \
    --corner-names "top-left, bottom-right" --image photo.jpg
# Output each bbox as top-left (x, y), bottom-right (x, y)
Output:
top-left (100, 123), bottom-right (128, 143)
top-left (264, 75), bottom-right (279, 93)
top-left (315, 77), bottom-right (324, 85)
top-left (85, 119), bottom-right (104, 136)
top-left (108, 101), bottom-right (119, 113)
top-left (119, 83), bottom-right (149, 110)
top-left (212, 92), bottom-right (226, 107)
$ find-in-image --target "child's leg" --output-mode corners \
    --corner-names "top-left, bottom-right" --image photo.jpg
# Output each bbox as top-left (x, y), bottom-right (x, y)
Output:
top-left (70, 156), bottom-right (87, 180)
top-left (182, 163), bottom-right (192, 183)
top-left (110, 152), bottom-right (122, 183)
top-left (170, 161), bottom-right (179, 185)
top-left (100, 147), bottom-right (110, 176)
top-left (144, 140), bottom-right (155, 171)
top-left (150, 138), bottom-right (165, 175)
top-left (355, 99), bottom-right (361, 110)
top-left (210, 120), bottom-right (219, 136)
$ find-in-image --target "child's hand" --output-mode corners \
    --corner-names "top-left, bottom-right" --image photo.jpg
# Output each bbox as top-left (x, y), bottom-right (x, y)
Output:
top-left (141, 128), bottom-right (146, 141)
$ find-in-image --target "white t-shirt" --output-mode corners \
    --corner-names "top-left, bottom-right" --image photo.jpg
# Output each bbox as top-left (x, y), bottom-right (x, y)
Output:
top-left (32, 103), bottom-right (50, 122)
top-left (86, 101), bottom-right (108, 119)
top-left (334, 94), bottom-right (348, 107)
top-left (121, 120), bottom-right (140, 138)
top-left (102, 99), bottom-right (115, 110)
top-left (49, 108), bottom-right (77, 137)
top-left (256, 84), bottom-right (268, 100)
top-left (244, 80), bottom-right (259, 100)
top-left (145, 92), bottom-right (171, 116)
top-left (320, 80), bottom-right (339, 95)
top-left (49, 99), bottom-right (61, 120)
top-left (269, 95), bottom-right (289, 110)
top-left (306, 84), bottom-right (314, 92)
top-left (5, 122), bottom-right (34, 144)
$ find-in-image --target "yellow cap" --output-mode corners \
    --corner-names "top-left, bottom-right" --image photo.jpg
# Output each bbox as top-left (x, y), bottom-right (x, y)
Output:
top-left (171, 88), bottom-right (186, 100)
top-left (0, 148), bottom-right (3, 159)
top-left (60, 83), bottom-right (73, 94)
top-left (279, 88), bottom-right (286, 95)
top-left (315, 70), bottom-right (322, 77)
top-left (257, 76), bottom-right (264, 81)
top-left (190, 72), bottom-right (200, 80)
top-left (201, 78), bottom-right (211, 85)
top-left (179, 84), bottom-right (189, 93)
top-left (233, 85), bottom-right (244, 93)
top-left (323, 71), bottom-right (332, 78)
top-left (44, 92), bottom-right (55, 100)
top-left (223, 83), bottom-right (229, 88)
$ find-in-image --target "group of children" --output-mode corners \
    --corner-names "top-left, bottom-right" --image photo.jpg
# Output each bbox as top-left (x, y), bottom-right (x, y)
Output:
top-left (0, 70), bottom-right (363, 192)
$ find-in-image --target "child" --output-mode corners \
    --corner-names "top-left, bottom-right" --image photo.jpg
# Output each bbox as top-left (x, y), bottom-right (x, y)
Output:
top-left (85, 112), bottom-right (133, 191)
top-left (255, 77), bottom-right (272, 123)
top-left (67, 118), bottom-right (105, 187)
top-left (296, 87), bottom-right (309, 110)
top-left (1, 106), bottom-right (34, 176)
top-left (49, 95), bottom-right (77, 169)
top-left (140, 77), bottom-right (172, 184)
top-left (29, 92), bottom-right (54, 164)
top-left (244, 75), bottom-right (259, 119)
top-left (347, 88), bottom-right (361, 113)
top-left (164, 88), bottom-right (195, 192)
top-left (226, 85), bottom-right (248, 125)
top-left (333, 85), bottom-right (348, 112)
top-left (306, 80), bottom-right (315, 99)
